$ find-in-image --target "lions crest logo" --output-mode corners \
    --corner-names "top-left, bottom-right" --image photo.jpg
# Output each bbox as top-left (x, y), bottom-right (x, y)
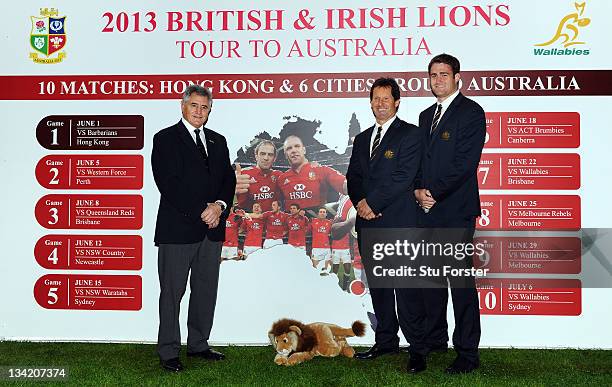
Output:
top-left (308, 171), bottom-right (316, 180)
top-left (30, 8), bottom-right (67, 64)
top-left (440, 131), bottom-right (450, 141)
top-left (383, 150), bottom-right (394, 159)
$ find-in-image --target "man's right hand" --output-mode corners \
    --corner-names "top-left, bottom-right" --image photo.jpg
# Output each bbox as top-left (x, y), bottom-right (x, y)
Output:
top-left (235, 163), bottom-right (251, 194)
top-left (357, 199), bottom-right (378, 220)
top-left (414, 189), bottom-right (436, 209)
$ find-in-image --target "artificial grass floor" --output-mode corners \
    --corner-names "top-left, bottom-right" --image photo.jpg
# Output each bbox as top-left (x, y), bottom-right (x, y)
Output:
top-left (0, 342), bottom-right (610, 386)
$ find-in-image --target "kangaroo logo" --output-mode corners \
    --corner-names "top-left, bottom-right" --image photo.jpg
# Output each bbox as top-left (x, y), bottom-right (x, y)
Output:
top-left (536, 2), bottom-right (590, 48)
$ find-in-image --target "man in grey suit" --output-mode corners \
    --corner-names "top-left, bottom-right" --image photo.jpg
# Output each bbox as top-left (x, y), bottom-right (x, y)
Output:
top-left (152, 85), bottom-right (236, 372)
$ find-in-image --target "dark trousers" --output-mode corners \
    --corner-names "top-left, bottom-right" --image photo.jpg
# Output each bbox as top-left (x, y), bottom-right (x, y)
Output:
top-left (157, 237), bottom-right (222, 360)
top-left (368, 286), bottom-right (427, 356)
top-left (421, 224), bottom-right (481, 363)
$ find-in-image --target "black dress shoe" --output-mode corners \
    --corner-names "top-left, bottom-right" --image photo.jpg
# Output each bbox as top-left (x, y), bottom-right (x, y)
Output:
top-left (407, 354), bottom-right (427, 374)
top-left (354, 345), bottom-right (399, 360)
top-left (445, 356), bottom-right (479, 374)
top-left (187, 348), bottom-right (226, 361)
top-left (160, 357), bottom-right (183, 372)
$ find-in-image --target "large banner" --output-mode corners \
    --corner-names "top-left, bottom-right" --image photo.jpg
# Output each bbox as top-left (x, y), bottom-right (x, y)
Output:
top-left (1, 1), bottom-right (611, 348)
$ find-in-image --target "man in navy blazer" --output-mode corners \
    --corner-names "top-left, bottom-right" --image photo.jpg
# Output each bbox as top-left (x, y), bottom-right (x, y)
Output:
top-left (415, 53), bottom-right (486, 374)
top-left (346, 78), bottom-right (426, 373)
top-left (152, 85), bottom-right (236, 372)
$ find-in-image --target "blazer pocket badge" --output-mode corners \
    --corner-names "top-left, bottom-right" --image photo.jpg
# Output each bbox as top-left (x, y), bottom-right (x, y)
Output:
top-left (440, 131), bottom-right (451, 141)
top-left (383, 150), bottom-right (395, 159)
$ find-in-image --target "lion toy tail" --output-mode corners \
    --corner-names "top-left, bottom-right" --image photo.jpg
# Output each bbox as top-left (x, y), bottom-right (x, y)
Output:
top-left (328, 320), bottom-right (366, 337)
top-left (351, 321), bottom-right (366, 337)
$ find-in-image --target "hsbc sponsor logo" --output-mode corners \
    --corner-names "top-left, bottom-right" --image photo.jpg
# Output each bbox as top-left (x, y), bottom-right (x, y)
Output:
top-left (294, 183), bottom-right (305, 191)
top-left (253, 186), bottom-right (274, 201)
top-left (289, 191), bottom-right (313, 200)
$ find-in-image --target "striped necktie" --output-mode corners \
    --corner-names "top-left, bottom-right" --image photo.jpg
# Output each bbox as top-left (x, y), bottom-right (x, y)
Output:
top-left (430, 104), bottom-right (443, 135)
top-left (370, 125), bottom-right (382, 160)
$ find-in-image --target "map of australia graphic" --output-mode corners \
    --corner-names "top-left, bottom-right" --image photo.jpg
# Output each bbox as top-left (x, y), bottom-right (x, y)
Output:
top-left (233, 113), bottom-right (361, 176)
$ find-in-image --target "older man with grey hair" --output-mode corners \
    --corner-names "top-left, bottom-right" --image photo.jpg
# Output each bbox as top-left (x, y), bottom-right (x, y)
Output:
top-left (152, 84), bottom-right (236, 372)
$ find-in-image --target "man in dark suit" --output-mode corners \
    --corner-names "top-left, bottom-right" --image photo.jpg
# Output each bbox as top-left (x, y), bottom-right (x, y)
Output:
top-left (414, 53), bottom-right (486, 374)
top-left (346, 78), bottom-right (427, 373)
top-left (152, 85), bottom-right (236, 372)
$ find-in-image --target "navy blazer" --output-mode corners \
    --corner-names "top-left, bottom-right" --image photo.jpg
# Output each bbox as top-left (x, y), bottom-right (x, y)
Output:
top-left (415, 92), bottom-right (486, 227)
top-left (347, 117), bottom-right (421, 232)
top-left (152, 120), bottom-right (236, 244)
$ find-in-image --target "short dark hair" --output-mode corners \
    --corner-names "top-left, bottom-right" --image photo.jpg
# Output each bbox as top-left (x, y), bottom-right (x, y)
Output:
top-left (428, 53), bottom-right (460, 76)
top-left (290, 203), bottom-right (300, 210)
top-left (370, 77), bottom-right (400, 101)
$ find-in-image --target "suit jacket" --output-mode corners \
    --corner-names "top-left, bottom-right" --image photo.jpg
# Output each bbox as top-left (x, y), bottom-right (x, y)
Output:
top-left (152, 120), bottom-right (236, 244)
top-left (347, 117), bottom-right (421, 233)
top-left (415, 92), bottom-right (486, 227)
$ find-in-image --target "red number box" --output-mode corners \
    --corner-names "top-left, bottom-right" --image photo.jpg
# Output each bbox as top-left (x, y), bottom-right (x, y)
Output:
top-left (473, 236), bottom-right (580, 274)
top-left (477, 195), bottom-right (581, 230)
top-left (34, 235), bottom-right (142, 270)
top-left (476, 278), bottom-right (581, 315)
top-left (36, 115), bottom-right (144, 150)
top-left (35, 155), bottom-right (143, 189)
top-left (478, 153), bottom-right (580, 189)
top-left (34, 274), bottom-right (142, 310)
top-left (485, 112), bottom-right (579, 148)
top-left (35, 194), bottom-right (143, 229)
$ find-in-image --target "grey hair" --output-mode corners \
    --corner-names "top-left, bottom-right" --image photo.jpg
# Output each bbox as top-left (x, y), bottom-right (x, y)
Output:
top-left (255, 139), bottom-right (277, 155)
top-left (182, 84), bottom-right (213, 106)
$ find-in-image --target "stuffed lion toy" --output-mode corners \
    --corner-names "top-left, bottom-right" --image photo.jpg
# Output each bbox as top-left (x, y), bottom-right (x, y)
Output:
top-left (268, 318), bottom-right (366, 366)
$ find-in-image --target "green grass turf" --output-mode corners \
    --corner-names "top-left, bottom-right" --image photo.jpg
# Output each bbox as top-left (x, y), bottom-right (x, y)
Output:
top-left (0, 342), bottom-right (610, 386)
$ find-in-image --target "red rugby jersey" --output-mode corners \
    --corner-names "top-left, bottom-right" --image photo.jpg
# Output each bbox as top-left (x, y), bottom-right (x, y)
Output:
top-left (223, 214), bottom-right (242, 247)
top-left (331, 195), bottom-right (353, 250)
top-left (310, 218), bottom-right (332, 249)
top-left (279, 163), bottom-right (345, 209)
top-left (241, 217), bottom-right (264, 247)
top-left (261, 210), bottom-right (288, 240)
top-left (236, 166), bottom-right (282, 212)
top-left (286, 214), bottom-right (309, 247)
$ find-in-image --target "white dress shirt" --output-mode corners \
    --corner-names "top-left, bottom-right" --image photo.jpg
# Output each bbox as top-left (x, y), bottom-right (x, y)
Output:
top-left (434, 88), bottom-right (460, 123)
top-left (369, 115), bottom-right (397, 156)
top-left (182, 118), bottom-right (208, 154)
top-left (181, 118), bottom-right (227, 211)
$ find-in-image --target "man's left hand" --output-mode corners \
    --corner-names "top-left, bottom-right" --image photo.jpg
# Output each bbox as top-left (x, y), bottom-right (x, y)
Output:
top-left (201, 202), bottom-right (222, 227)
